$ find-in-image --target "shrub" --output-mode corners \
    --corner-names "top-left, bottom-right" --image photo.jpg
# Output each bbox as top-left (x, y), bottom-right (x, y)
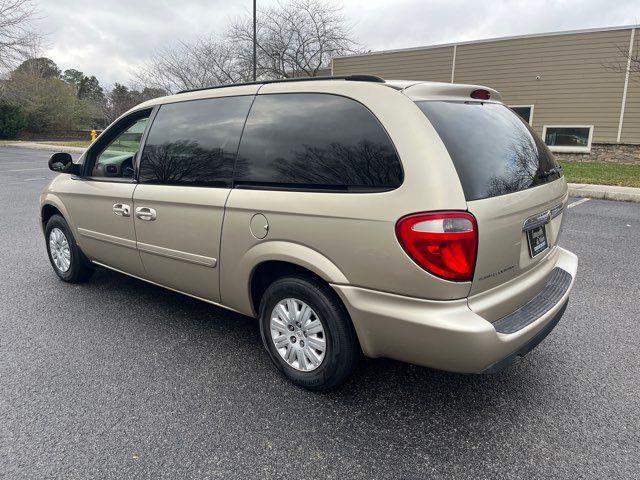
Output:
top-left (0, 102), bottom-right (27, 138)
top-left (3, 72), bottom-right (91, 133)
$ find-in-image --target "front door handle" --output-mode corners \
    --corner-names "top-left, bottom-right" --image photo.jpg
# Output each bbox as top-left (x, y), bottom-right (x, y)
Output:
top-left (135, 206), bottom-right (157, 221)
top-left (113, 203), bottom-right (131, 217)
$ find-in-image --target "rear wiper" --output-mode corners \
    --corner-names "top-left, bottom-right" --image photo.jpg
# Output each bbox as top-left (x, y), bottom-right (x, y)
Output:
top-left (538, 165), bottom-right (563, 179)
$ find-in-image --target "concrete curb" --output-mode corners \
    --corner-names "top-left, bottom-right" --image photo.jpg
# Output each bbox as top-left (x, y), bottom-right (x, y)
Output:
top-left (568, 183), bottom-right (640, 203)
top-left (2, 142), bottom-right (87, 154)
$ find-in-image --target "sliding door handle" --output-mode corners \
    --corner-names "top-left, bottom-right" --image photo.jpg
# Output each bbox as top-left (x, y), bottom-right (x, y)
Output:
top-left (135, 206), bottom-right (157, 221)
top-left (113, 203), bottom-right (131, 217)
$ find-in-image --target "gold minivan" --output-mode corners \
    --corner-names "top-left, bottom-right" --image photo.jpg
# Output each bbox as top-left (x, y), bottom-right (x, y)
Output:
top-left (41, 76), bottom-right (578, 390)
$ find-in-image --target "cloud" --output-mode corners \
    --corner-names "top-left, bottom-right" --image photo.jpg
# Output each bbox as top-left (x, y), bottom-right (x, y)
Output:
top-left (37, 0), bottom-right (638, 85)
top-left (346, 0), bottom-right (638, 51)
top-left (39, 0), bottom-right (253, 84)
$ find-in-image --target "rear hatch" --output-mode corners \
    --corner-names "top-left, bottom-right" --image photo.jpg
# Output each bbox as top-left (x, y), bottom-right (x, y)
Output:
top-left (415, 99), bottom-right (567, 305)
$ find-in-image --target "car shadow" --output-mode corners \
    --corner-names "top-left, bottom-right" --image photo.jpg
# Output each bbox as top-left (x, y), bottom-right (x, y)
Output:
top-left (75, 266), bottom-right (566, 462)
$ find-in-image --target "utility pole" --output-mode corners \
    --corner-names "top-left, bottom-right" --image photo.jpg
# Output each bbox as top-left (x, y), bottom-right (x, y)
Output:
top-left (252, 0), bottom-right (257, 81)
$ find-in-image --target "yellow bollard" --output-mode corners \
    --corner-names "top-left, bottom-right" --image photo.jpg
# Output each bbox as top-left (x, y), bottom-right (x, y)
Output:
top-left (90, 129), bottom-right (97, 142)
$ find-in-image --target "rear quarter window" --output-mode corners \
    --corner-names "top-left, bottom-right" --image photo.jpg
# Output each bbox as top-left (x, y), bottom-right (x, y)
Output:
top-left (234, 93), bottom-right (403, 191)
top-left (417, 101), bottom-right (560, 201)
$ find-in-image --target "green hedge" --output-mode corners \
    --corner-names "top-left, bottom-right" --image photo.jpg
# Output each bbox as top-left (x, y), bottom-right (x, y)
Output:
top-left (0, 103), bottom-right (27, 139)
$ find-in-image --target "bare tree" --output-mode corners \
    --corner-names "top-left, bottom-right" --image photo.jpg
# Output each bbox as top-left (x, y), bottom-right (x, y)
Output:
top-left (0, 0), bottom-right (39, 72)
top-left (135, 35), bottom-right (252, 93)
top-left (135, 0), bottom-right (360, 93)
top-left (228, 0), bottom-right (359, 79)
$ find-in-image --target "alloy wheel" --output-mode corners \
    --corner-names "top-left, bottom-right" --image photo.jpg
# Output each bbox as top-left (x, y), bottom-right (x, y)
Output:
top-left (270, 298), bottom-right (327, 372)
top-left (49, 227), bottom-right (71, 273)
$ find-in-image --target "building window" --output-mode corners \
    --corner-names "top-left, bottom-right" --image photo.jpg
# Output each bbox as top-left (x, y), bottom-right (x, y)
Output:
top-left (510, 105), bottom-right (534, 124)
top-left (542, 125), bottom-right (594, 153)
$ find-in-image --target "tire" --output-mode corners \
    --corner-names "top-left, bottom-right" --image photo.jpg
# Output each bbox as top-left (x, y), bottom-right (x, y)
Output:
top-left (259, 275), bottom-right (360, 390)
top-left (45, 214), bottom-right (94, 283)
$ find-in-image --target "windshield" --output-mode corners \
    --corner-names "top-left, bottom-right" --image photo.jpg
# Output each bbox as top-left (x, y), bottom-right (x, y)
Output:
top-left (416, 101), bottom-right (561, 201)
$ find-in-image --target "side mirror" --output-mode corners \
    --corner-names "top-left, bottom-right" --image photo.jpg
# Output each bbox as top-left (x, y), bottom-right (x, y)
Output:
top-left (48, 152), bottom-right (81, 175)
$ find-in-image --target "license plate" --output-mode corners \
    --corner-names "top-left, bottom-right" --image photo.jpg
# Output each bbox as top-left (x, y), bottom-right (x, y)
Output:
top-left (527, 225), bottom-right (548, 257)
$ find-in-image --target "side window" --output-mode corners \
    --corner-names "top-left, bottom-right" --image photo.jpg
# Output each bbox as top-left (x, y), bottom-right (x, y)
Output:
top-left (138, 95), bottom-right (253, 187)
top-left (234, 93), bottom-right (403, 190)
top-left (92, 114), bottom-right (149, 178)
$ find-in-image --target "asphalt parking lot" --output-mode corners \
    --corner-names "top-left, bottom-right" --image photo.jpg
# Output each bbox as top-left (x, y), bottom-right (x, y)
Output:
top-left (1, 146), bottom-right (639, 479)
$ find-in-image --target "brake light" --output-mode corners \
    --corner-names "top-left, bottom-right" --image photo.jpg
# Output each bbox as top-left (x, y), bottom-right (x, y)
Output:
top-left (470, 89), bottom-right (491, 100)
top-left (395, 211), bottom-right (478, 282)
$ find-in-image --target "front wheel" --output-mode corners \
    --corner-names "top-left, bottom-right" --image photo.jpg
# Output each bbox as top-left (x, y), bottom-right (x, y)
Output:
top-left (259, 276), bottom-right (360, 390)
top-left (45, 214), bottom-right (94, 283)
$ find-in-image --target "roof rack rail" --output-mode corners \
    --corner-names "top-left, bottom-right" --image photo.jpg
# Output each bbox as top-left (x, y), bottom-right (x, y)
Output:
top-left (176, 75), bottom-right (385, 94)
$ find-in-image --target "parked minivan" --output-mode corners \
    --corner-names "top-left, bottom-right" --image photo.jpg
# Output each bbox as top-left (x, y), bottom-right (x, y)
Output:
top-left (41, 75), bottom-right (577, 390)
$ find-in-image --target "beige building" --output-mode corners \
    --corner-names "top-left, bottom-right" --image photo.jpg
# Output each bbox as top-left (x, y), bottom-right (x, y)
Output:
top-left (332, 25), bottom-right (640, 163)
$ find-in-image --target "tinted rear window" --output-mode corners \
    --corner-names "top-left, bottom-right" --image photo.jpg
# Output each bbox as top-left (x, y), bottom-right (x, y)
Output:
top-left (417, 101), bottom-right (560, 201)
top-left (234, 93), bottom-right (402, 191)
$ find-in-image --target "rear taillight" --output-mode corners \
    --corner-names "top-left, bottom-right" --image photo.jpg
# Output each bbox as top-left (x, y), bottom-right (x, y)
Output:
top-left (395, 211), bottom-right (478, 282)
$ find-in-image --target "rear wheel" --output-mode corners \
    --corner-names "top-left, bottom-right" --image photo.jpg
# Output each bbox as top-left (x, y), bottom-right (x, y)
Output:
top-left (45, 214), bottom-right (94, 283)
top-left (259, 275), bottom-right (360, 390)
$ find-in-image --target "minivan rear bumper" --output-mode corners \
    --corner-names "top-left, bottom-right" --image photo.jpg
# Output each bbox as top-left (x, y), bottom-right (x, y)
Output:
top-left (332, 246), bottom-right (577, 373)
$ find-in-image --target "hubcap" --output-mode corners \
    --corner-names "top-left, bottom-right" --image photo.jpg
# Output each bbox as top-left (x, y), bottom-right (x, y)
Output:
top-left (270, 298), bottom-right (326, 372)
top-left (49, 228), bottom-right (71, 273)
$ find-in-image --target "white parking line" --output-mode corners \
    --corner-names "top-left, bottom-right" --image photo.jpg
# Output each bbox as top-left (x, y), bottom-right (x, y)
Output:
top-left (0, 167), bottom-right (49, 172)
top-left (1, 177), bottom-right (48, 185)
top-left (567, 198), bottom-right (590, 209)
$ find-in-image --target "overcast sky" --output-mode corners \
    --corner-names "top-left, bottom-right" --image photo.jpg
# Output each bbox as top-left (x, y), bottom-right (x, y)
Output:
top-left (38, 0), bottom-right (639, 85)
